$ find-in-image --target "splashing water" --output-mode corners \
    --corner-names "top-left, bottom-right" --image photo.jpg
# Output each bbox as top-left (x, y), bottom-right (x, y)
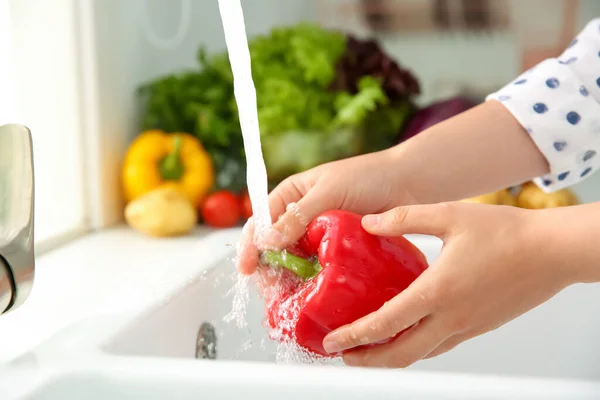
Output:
top-left (217, 0), bottom-right (272, 358)
top-left (223, 264), bottom-right (250, 330)
top-left (217, 0), bottom-right (335, 366)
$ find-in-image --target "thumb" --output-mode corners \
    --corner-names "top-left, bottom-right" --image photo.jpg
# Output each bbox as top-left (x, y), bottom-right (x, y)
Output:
top-left (362, 203), bottom-right (456, 238)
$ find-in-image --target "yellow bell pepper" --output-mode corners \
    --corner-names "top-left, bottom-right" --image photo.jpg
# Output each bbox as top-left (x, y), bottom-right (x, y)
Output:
top-left (121, 130), bottom-right (214, 208)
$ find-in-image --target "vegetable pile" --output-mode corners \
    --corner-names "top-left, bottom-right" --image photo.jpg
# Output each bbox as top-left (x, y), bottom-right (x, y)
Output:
top-left (261, 210), bottom-right (429, 357)
top-left (138, 23), bottom-right (419, 189)
top-left (124, 22), bottom-right (577, 236)
top-left (121, 130), bottom-right (255, 236)
top-left (462, 184), bottom-right (579, 209)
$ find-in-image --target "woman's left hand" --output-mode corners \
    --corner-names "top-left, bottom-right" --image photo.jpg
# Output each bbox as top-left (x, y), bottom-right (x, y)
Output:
top-left (322, 202), bottom-right (579, 368)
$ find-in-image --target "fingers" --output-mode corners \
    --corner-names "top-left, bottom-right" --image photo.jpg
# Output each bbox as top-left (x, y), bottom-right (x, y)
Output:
top-left (236, 218), bottom-right (259, 275)
top-left (236, 174), bottom-right (310, 275)
top-left (322, 272), bottom-right (438, 354)
top-left (342, 316), bottom-right (450, 368)
top-left (362, 203), bottom-right (455, 238)
top-left (252, 175), bottom-right (310, 250)
top-left (238, 172), bottom-right (328, 274)
top-left (259, 183), bottom-right (336, 250)
top-left (272, 190), bottom-right (336, 243)
top-left (267, 175), bottom-right (307, 223)
top-left (423, 334), bottom-right (468, 360)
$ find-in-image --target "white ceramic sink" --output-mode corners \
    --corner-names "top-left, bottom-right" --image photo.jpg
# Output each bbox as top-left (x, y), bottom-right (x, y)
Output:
top-left (3, 232), bottom-right (600, 399)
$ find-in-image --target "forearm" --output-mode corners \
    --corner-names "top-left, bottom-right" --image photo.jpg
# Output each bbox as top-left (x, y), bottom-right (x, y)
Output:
top-left (540, 202), bottom-right (600, 284)
top-left (388, 100), bottom-right (550, 204)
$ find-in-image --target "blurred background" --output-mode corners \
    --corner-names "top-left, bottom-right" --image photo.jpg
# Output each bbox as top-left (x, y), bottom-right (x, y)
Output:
top-left (3, 0), bottom-right (600, 251)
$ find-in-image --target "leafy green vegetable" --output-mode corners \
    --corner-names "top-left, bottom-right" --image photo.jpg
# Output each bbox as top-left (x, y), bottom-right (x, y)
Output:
top-left (138, 23), bottom-right (416, 188)
top-left (333, 76), bottom-right (388, 128)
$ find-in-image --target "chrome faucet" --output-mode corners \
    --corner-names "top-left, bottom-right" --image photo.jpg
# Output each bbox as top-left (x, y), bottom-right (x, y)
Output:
top-left (0, 124), bottom-right (34, 314)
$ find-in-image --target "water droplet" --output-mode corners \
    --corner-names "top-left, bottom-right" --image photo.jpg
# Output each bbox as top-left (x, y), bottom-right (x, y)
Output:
top-left (558, 171), bottom-right (570, 181)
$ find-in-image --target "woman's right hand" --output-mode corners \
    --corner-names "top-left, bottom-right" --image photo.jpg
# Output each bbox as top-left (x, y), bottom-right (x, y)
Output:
top-left (238, 100), bottom-right (552, 276)
top-left (236, 147), bottom-right (417, 275)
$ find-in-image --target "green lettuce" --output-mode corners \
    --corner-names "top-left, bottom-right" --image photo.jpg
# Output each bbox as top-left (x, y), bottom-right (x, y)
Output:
top-left (138, 23), bottom-right (411, 188)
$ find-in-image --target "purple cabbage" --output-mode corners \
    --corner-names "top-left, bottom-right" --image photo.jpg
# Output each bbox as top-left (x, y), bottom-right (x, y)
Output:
top-left (400, 96), bottom-right (480, 142)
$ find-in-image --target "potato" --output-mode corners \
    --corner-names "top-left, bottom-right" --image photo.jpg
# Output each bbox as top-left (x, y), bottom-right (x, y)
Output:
top-left (460, 191), bottom-right (502, 205)
top-left (125, 187), bottom-right (198, 237)
top-left (516, 182), bottom-right (579, 209)
top-left (499, 189), bottom-right (518, 207)
top-left (461, 189), bottom-right (516, 206)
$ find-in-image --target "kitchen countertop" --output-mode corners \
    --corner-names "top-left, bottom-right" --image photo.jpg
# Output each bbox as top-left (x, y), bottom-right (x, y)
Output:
top-left (0, 225), bottom-right (240, 364)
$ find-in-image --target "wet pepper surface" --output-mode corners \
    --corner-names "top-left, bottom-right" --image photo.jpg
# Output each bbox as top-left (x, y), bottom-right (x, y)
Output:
top-left (262, 210), bottom-right (429, 356)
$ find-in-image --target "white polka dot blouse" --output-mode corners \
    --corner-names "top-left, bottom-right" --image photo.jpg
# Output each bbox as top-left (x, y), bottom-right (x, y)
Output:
top-left (487, 18), bottom-right (600, 193)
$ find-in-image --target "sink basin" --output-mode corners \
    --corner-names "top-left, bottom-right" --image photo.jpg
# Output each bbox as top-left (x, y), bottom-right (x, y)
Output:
top-left (101, 234), bottom-right (600, 381)
top-left (4, 231), bottom-right (600, 399)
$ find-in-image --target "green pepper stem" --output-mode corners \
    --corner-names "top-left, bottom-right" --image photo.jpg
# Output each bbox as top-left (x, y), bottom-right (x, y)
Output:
top-left (261, 250), bottom-right (321, 280)
top-left (159, 136), bottom-right (185, 180)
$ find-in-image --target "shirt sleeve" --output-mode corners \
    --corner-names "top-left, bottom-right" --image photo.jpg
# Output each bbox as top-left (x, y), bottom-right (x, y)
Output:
top-left (486, 18), bottom-right (600, 193)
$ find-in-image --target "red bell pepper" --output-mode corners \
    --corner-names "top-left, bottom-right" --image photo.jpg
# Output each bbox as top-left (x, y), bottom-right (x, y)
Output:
top-left (260, 210), bottom-right (429, 357)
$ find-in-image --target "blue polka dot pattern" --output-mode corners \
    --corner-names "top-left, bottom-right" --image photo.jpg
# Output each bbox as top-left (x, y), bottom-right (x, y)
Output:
top-left (583, 150), bottom-right (597, 162)
top-left (580, 86), bottom-right (589, 96)
top-left (533, 103), bottom-right (548, 114)
top-left (546, 78), bottom-right (560, 88)
top-left (581, 167), bottom-right (592, 177)
top-left (553, 141), bottom-right (567, 151)
top-left (566, 111), bottom-right (581, 125)
top-left (485, 18), bottom-right (600, 192)
top-left (559, 57), bottom-right (578, 65)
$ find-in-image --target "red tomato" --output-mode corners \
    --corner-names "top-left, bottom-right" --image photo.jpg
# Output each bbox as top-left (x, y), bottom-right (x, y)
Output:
top-left (239, 190), bottom-right (253, 220)
top-left (201, 191), bottom-right (241, 228)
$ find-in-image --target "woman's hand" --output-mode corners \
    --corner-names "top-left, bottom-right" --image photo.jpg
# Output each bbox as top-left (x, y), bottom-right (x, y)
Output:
top-left (238, 101), bottom-right (551, 276)
top-left (322, 202), bottom-right (587, 368)
top-left (236, 148), bottom-right (418, 275)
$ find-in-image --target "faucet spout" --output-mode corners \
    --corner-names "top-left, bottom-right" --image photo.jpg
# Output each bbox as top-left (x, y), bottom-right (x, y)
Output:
top-left (0, 124), bottom-right (35, 314)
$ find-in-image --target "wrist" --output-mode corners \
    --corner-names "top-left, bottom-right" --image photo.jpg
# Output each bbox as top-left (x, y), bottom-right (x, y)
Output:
top-left (383, 145), bottom-right (421, 206)
top-left (385, 101), bottom-right (550, 205)
top-left (529, 204), bottom-right (600, 285)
